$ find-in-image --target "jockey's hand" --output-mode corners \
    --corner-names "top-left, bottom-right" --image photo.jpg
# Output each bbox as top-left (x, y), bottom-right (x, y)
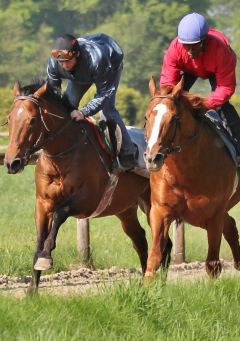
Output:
top-left (71, 110), bottom-right (85, 121)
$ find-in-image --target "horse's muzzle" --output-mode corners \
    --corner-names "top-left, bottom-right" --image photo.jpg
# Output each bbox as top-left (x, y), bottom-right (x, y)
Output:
top-left (4, 157), bottom-right (25, 174)
top-left (143, 152), bottom-right (165, 172)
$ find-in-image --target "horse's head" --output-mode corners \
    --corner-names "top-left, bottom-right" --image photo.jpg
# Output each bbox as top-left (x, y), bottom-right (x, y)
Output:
top-left (144, 77), bottom-right (207, 172)
top-left (4, 81), bottom-right (66, 174)
top-left (144, 77), bottom-right (184, 172)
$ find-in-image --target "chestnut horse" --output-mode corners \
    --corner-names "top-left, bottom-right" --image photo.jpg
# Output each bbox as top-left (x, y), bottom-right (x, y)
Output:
top-left (4, 80), bottom-right (168, 293)
top-left (144, 77), bottom-right (240, 278)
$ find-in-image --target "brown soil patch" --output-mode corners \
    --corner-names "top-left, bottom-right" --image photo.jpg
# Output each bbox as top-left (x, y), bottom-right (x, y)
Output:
top-left (1, 261), bottom-right (239, 297)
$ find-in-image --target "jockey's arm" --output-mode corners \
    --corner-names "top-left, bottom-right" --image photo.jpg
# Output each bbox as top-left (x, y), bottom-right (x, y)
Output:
top-left (160, 39), bottom-right (182, 86)
top-left (46, 58), bottom-right (62, 94)
top-left (80, 81), bottom-right (115, 117)
top-left (203, 47), bottom-right (237, 109)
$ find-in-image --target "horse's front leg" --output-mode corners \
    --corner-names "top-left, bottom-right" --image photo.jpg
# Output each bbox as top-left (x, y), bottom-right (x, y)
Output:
top-left (145, 205), bottom-right (172, 278)
top-left (28, 200), bottom-right (53, 295)
top-left (34, 204), bottom-right (71, 271)
top-left (205, 216), bottom-right (224, 278)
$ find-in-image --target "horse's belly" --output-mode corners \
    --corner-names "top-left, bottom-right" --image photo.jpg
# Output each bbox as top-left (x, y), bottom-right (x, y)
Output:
top-left (181, 196), bottom-right (220, 227)
top-left (182, 212), bottom-right (208, 227)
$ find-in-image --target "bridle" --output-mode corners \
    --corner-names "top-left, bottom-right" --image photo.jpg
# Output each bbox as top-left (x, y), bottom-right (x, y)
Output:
top-left (145, 94), bottom-right (200, 159)
top-left (12, 95), bottom-right (112, 175)
top-left (13, 95), bottom-right (73, 161)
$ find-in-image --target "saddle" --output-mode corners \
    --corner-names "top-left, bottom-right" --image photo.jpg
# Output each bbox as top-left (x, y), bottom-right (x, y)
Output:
top-left (203, 109), bottom-right (240, 167)
top-left (86, 116), bottom-right (149, 178)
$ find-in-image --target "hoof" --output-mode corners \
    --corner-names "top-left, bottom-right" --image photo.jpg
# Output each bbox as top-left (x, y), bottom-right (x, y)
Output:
top-left (26, 286), bottom-right (39, 296)
top-left (205, 260), bottom-right (222, 278)
top-left (34, 257), bottom-right (53, 271)
top-left (143, 269), bottom-right (156, 285)
top-left (234, 261), bottom-right (240, 271)
top-left (144, 269), bottom-right (156, 278)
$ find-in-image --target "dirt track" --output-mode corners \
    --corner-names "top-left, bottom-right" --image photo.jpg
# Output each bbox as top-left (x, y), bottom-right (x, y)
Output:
top-left (1, 261), bottom-right (239, 297)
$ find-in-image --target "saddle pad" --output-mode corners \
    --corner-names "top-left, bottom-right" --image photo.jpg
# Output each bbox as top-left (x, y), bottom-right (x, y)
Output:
top-left (85, 117), bottom-right (112, 153)
top-left (127, 126), bottom-right (149, 178)
top-left (204, 110), bottom-right (237, 166)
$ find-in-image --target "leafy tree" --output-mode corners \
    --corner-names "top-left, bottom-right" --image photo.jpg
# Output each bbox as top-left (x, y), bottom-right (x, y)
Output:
top-left (80, 84), bottom-right (147, 126)
top-left (93, 0), bottom-right (189, 93)
top-left (0, 0), bottom-right (239, 124)
top-left (208, 0), bottom-right (240, 96)
top-left (0, 87), bottom-right (14, 126)
top-left (0, 1), bottom-right (53, 86)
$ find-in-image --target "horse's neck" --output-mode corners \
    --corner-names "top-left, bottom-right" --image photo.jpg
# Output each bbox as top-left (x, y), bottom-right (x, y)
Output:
top-left (43, 119), bottom-right (78, 154)
top-left (180, 109), bottom-right (199, 141)
top-left (42, 120), bottom-right (105, 168)
top-left (167, 113), bottom-right (216, 176)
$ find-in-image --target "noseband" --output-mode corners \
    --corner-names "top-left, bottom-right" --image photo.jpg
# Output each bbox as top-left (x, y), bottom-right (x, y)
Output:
top-left (146, 94), bottom-right (200, 158)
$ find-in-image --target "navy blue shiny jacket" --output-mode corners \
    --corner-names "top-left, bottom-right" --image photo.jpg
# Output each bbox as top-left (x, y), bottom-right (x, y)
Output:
top-left (47, 33), bottom-right (123, 116)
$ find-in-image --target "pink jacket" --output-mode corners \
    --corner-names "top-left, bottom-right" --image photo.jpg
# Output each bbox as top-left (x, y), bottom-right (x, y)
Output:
top-left (160, 29), bottom-right (237, 108)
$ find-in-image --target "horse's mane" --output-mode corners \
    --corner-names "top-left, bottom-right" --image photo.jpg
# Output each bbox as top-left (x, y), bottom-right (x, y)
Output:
top-left (19, 78), bottom-right (65, 106)
top-left (182, 91), bottom-right (206, 109)
top-left (20, 78), bottom-right (46, 96)
top-left (180, 91), bottom-right (207, 116)
top-left (158, 85), bottom-right (207, 116)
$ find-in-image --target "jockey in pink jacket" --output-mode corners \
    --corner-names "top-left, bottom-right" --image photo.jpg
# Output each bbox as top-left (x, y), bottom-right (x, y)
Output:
top-left (160, 12), bottom-right (240, 154)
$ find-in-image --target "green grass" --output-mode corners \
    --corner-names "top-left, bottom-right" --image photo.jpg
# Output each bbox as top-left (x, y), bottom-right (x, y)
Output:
top-left (0, 277), bottom-right (240, 340)
top-left (0, 166), bottom-right (240, 275)
top-left (1, 164), bottom-right (240, 340)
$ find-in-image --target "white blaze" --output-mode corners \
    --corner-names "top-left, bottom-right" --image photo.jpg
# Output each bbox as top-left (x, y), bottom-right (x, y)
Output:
top-left (148, 103), bottom-right (167, 151)
top-left (17, 108), bottom-right (24, 116)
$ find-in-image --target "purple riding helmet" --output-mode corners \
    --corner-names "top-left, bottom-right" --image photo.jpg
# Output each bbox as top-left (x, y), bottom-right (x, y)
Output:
top-left (178, 12), bottom-right (209, 44)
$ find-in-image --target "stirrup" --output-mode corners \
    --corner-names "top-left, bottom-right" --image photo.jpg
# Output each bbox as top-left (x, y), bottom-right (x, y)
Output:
top-left (112, 157), bottom-right (136, 174)
top-left (236, 156), bottom-right (240, 167)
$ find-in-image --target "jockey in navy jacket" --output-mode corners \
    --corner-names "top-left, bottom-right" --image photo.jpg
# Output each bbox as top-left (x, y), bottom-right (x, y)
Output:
top-left (47, 33), bottom-right (123, 116)
top-left (47, 33), bottom-right (137, 170)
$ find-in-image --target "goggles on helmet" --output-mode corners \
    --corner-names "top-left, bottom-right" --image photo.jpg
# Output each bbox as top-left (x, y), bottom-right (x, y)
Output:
top-left (51, 49), bottom-right (78, 61)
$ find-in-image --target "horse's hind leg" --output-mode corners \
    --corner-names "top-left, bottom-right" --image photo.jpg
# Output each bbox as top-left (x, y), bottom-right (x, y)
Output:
top-left (223, 213), bottom-right (240, 270)
top-left (161, 237), bottom-right (173, 272)
top-left (117, 207), bottom-right (148, 274)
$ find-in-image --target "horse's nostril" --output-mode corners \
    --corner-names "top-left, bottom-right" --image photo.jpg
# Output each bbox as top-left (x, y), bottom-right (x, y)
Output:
top-left (144, 152), bottom-right (152, 163)
top-left (12, 158), bottom-right (22, 168)
top-left (6, 158), bottom-right (23, 174)
top-left (155, 153), bottom-right (164, 163)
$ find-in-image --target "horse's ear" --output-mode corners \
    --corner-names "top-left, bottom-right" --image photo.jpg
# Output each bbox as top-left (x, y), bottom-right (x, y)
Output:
top-left (33, 82), bottom-right (48, 98)
top-left (149, 76), bottom-right (156, 97)
top-left (172, 77), bottom-right (184, 99)
top-left (13, 82), bottom-right (21, 96)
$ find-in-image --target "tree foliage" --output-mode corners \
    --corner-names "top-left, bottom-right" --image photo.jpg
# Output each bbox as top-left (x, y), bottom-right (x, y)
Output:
top-left (0, 0), bottom-right (239, 126)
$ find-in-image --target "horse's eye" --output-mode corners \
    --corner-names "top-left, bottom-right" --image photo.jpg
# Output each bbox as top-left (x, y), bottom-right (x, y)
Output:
top-left (29, 117), bottom-right (37, 128)
top-left (171, 115), bottom-right (180, 124)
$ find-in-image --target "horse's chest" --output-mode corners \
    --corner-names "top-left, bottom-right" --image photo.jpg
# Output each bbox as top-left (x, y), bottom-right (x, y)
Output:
top-left (38, 174), bottom-right (74, 200)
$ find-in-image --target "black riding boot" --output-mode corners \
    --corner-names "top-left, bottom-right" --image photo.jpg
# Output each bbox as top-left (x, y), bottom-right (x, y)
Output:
top-left (221, 102), bottom-right (240, 155)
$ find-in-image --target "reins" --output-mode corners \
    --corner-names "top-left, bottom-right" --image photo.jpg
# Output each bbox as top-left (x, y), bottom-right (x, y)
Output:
top-left (13, 95), bottom-right (112, 174)
top-left (12, 92), bottom-right (118, 218)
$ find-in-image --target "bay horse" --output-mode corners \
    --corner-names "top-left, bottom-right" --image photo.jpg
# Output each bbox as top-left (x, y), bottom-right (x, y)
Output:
top-left (4, 80), bottom-right (172, 293)
top-left (144, 77), bottom-right (240, 278)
